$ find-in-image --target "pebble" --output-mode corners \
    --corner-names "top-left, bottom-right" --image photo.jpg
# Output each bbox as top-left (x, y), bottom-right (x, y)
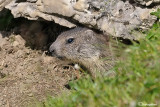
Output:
top-left (13, 41), bottom-right (19, 47)
top-left (3, 64), bottom-right (8, 68)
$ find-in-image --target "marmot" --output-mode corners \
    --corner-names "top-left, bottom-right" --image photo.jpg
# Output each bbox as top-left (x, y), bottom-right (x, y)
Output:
top-left (49, 27), bottom-right (119, 77)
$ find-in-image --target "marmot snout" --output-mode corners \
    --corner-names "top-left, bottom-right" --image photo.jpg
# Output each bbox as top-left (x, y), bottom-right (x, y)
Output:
top-left (49, 27), bottom-right (117, 77)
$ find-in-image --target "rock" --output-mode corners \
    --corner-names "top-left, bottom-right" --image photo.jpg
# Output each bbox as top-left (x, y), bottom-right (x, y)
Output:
top-left (133, 0), bottom-right (160, 6)
top-left (12, 41), bottom-right (19, 47)
top-left (1, 0), bottom-right (160, 39)
top-left (73, 0), bottom-right (89, 12)
top-left (14, 35), bottom-right (26, 46)
top-left (0, 72), bottom-right (6, 78)
top-left (0, 0), bottom-right (12, 11)
top-left (36, 0), bottom-right (75, 17)
top-left (0, 33), bottom-right (9, 47)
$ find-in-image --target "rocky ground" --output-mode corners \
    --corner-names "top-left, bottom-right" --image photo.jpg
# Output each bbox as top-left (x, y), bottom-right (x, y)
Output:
top-left (0, 24), bottom-right (77, 107)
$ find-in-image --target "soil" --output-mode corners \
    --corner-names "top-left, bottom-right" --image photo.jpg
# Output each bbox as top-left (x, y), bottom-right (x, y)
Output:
top-left (0, 24), bottom-right (77, 107)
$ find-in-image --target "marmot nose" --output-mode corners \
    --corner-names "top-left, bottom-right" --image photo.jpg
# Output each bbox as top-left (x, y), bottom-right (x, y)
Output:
top-left (50, 49), bottom-right (55, 53)
top-left (49, 46), bottom-right (55, 55)
top-left (49, 48), bottom-right (55, 53)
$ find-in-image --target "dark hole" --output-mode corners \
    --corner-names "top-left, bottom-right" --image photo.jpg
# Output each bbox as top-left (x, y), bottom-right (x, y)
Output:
top-left (16, 0), bottom-right (27, 3)
top-left (0, 72), bottom-right (6, 78)
top-left (1, 12), bottom-right (69, 51)
top-left (64, 84), bottom-right (71, 89)
top-left (124, 21), bottom-right (129, 25)
top-left (119, 9), bottom-right (123, 15)
top-left (63, 66), bottom-right (70, 70)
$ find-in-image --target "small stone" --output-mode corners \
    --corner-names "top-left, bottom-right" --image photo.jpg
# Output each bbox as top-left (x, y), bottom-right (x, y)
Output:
top-left (3, 64), bottom-right (8, 68)
top-left (74, 64), bottom-right (80, 70)
top-left (146, 1), bottom-right (153, 6)
top-left (16, 50), bottom-right (24, 58)
top-left (0, 72), bottom-right (6, 78)
top-left (8, 49), bottom-right (14, 54)
top-left (13, 41), bottom-right (19, 47)
top-left (28, 93), bottom-right (33, 97)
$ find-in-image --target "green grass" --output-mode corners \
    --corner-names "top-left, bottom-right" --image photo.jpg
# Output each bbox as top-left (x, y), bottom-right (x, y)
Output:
top-left (40, 12), bottom-right (160, 107)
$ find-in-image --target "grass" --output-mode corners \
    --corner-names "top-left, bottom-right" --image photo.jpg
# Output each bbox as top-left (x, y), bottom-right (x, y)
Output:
top-left (40, 11), bottom-right (160, 107)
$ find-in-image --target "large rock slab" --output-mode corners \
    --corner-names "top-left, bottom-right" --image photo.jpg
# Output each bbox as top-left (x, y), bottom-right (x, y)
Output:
top-left (134, 0), bottom-right (160, 6)
top-left (1, 0), bottom-right (159, 39)
top-left (0, 0), bottom-right (12, 11)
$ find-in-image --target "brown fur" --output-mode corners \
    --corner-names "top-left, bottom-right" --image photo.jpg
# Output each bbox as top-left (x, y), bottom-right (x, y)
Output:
top-left (49, 27), bottom-right (117, 77)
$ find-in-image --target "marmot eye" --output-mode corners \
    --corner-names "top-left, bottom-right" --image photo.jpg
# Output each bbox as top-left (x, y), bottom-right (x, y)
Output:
top-left (67, 38), bottom-right (74, 44)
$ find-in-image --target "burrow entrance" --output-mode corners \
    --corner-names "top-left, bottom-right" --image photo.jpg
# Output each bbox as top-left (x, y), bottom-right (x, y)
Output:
top-left (0, 9), bottom-right (70, 51)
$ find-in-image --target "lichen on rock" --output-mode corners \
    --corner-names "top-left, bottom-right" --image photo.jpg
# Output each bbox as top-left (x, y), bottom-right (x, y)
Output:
top-left (1, 0), bottom-right (160, 39)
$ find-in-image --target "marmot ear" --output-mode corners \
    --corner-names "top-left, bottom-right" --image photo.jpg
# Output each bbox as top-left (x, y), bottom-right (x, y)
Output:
top-left (84, 29), bottom-right (94, 41)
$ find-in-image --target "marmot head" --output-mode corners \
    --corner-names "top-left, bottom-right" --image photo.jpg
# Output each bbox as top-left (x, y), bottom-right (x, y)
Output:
top-left (49, 27), bottom-right (107, 62)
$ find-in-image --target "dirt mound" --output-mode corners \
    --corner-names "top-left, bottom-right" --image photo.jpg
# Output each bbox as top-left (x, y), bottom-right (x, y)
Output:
top-left (0, 32), bottom-right (77, 107)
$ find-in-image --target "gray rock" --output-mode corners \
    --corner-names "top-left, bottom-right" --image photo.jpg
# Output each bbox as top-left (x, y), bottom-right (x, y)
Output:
top-left (0, 0), bottom-right (159, 39)
top-left (0, 0), bottom-right (12, 11)
top-left (134, 0), bottom-right (160, 6)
